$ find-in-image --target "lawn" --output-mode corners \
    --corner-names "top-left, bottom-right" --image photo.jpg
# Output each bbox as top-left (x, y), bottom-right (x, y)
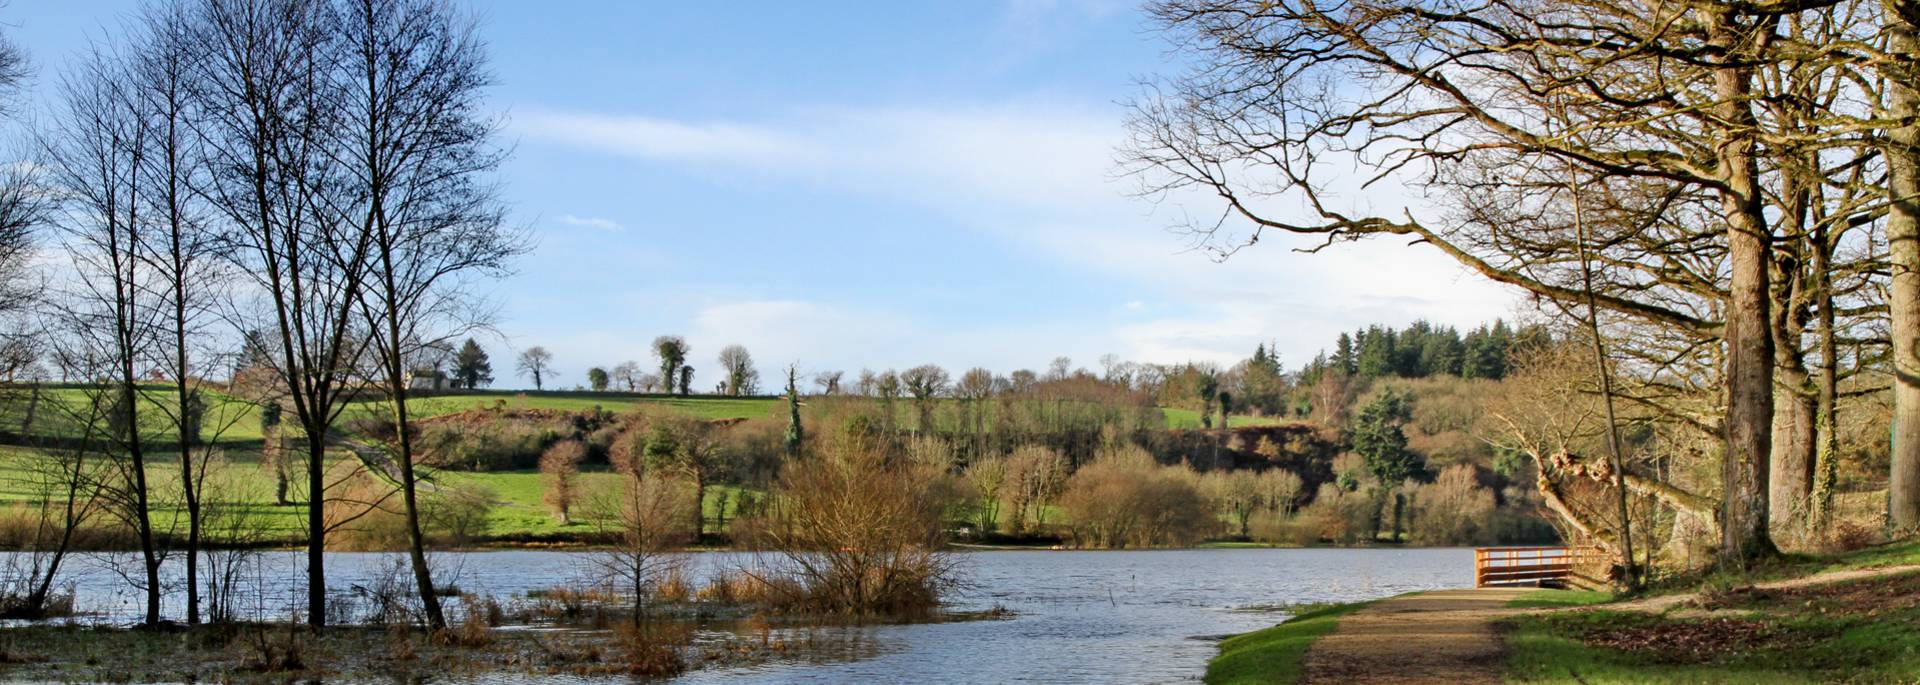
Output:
top-left (1505, 545), bottom-right (1920, 684)
top-left (1505, 589), bottom-right (1614, 609)
top-left (361, 391), bottom-right (782, 422)
top-left (0, 386), bottom-right (267, 446)
top-left (1161, 407), bottom-right (1292, 430)
top-left (0, 443), bottom-right (760, 545)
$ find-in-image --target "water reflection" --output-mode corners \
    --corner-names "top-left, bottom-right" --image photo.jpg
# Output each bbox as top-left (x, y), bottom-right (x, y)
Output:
top-left (3, 547), bottom-right (1473, 683)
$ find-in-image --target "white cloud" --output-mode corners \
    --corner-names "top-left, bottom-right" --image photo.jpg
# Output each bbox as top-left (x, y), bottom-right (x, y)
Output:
top-left (555, 214), bottom-right (625, 231)
top-left (514, 100), bottom-right (1526, 369)
top-left (517, 107), bottom-right (822, 167)
top-left (516, 102), bottom-right (1118, 211)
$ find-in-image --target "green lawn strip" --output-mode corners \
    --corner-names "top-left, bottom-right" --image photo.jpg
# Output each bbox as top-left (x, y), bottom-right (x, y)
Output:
top-left (434, 468), bottom-right (758, 538)
top-left (0, 387), bottom-right (266, 446)
top-left (375, 393), bottom-right (781, 421)
top-left (1160, 407), bottom-right (1290, 430)
top-left (1503, 610), bottom-right (1918, 684)
top-left (1505, 588), bottom-right (1613, 609)
top-left (1204, 600), bottom-right (1377, 685)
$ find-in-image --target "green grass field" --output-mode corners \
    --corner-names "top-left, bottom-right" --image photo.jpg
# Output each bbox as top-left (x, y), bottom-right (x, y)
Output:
top-left (0, 442), bottom-right (760, 544)
top-left (1161, 407), bottom-right (1291, 430)
top-left (1505, 545), bottom-right (1920, 683)
top-left (0, 386), bottom-right (1291, 548)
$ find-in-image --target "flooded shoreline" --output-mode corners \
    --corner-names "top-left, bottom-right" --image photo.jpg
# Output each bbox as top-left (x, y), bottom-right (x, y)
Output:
top-left (2, 547), bottom-right (1473, 683)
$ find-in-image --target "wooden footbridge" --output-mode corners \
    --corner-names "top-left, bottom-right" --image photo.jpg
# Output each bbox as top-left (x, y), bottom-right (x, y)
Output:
top-left (1473, 546), bottom-right (1607, 589)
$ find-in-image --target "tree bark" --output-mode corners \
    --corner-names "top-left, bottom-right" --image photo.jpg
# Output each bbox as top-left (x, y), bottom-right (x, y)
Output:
top-left (1768, 370), bottom-right (1817, 532)
top-left (1711, 9), bottom-right (1776, 563)
top-left (1886, 0), bottom-right (1920, 531)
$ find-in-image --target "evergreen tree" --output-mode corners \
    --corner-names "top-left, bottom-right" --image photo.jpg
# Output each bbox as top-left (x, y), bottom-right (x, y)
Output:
top-left (452, 338), bottom-right (493, 389)
top-left (1333, 332), bottom-right (1356, 375)
top-left (1356, 326), bottom-right (1397, 377)
top-left (1352, 389), bottom-right (1424, 540)
top-left (784, 366), bottom-right (804, 458)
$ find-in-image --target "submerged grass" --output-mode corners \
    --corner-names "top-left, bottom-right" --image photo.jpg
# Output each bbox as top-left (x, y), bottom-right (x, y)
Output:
top-left (1204, 600), bottom-right (1374, 685)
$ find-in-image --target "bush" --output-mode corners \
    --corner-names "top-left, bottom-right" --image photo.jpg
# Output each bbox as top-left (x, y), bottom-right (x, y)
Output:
top-left (1404, 464), bottom-right (1496, 545)
top-left (1059, 444), bottom-right (1215, 548)
top-left (540, 440), bottom-right (585, 524)
top-left (1297, 483), bottom-right (1374, 545)
top-left (733, 440), bottom-right (960, 618)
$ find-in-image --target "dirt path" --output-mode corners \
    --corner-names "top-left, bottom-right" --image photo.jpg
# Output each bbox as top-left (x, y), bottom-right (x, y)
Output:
top-left (1301, 587), bottom-right (1528, 685)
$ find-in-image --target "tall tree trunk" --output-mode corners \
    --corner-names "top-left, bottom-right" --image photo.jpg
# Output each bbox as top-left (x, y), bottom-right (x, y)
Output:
top-left (387, 364), bottom-right (445, 630)
top-left (1711, 10), bottom-right (1776, 563)
top-left (1769, 368), bottom-right (1817, 532)
top-left (1886, 0), bottom-right (1920, 530)
top-left (305, 429), bottom-right (327, 627)
top-left (377, 237), bottom-right (446, 630)
top-left (1811, 222), bottom-right (1841, 528)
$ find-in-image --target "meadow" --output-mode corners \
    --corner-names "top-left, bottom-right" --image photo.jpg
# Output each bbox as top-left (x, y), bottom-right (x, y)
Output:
top-left (0, 388), bottom-right (1289, 546)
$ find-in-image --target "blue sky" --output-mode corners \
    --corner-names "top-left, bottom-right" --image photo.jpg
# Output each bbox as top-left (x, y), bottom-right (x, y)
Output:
top-left (8, 0), bottom-right (1517, 390)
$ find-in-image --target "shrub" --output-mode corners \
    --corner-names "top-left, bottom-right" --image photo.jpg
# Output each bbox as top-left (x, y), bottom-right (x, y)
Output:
top-left (1298, 483), bottom-right (1374, 545)
top-left (1404, 464), bottom-right (1496, 546)
top-left (540, 440), bottom-right (585, 525)
top-left (1059, 444), bottom-right (1215, 548)
top-left (734, 441), bottom-right (960, 618)
top-left (614, 621), bottom-right (689, 677)
top-left (587, 471), bottom-right (694, 624)
top-left (1824, 517), bottom-right (1882, 553)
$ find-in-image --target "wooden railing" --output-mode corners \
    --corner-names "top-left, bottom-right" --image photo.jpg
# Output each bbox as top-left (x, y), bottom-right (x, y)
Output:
top-left (1474, 546), bottom-right (1606, 588)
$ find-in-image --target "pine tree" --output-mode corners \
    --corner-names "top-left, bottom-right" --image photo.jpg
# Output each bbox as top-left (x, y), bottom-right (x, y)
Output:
top-left (1333, 333), bottom-right (1356, 375)
top-left (452, 339), bottom-right (493, 389)
top-left (784, 366), bottom-right (804, 458)
top-left (1352, 389), bottom-right (1423, 540)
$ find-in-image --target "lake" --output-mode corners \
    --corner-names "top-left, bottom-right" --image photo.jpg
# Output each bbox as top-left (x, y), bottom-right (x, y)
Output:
top-left (14, 547), bottom-right (1474, 683)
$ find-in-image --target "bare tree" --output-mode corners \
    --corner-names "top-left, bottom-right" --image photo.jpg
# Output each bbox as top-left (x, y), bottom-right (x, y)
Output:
top-left (0, 19), bottom-right (40, 359)
top-left (813, 369), bottom-right (842, 395)
top-left (1121, 0), bottom-right (1833, 563)
top-left (589, 471), bottom-right (693, 625)
top-left (901, 364), bottom-right (950, 434)
top-left (41, 38), bottom-right (168, 626)
top-left (612, 360), bottom-right (642, 391)
top-left (331, 0), bottom-right (518, 632)
top-left (190, 0), bottom-right (378, 627)
top-left (517, 345), bottom-right (552, 390)
top-left (0, 402), bottom-right (109, 619)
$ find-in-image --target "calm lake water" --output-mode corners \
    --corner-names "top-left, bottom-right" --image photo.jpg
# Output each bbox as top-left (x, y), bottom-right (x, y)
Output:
top-left (16, 547), bottom-right (1474, 683)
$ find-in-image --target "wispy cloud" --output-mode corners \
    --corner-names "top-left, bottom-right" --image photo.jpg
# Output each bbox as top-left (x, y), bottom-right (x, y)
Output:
top-left (518, 108), bottom-right (820, 167)
top-left (513, 100), bottom-right (1524, 367)
top-left (556, 214), bottom-right (625, 231)
top-left (515, 102), bottom-right (1118, 211)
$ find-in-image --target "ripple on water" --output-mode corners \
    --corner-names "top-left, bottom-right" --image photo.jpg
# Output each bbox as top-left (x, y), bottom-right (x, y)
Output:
top-left (5, 547), bottom-right (1474, 684)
